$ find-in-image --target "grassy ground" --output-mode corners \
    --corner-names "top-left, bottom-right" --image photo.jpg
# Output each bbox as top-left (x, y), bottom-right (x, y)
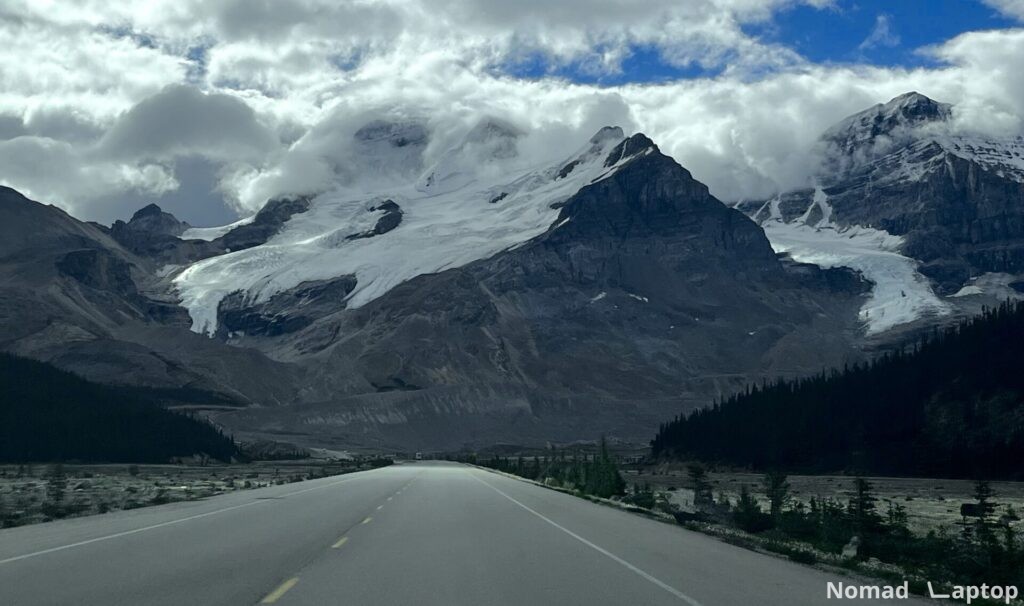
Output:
top-left (626, 464), bottom-right (1024, 534)
top-left (0, 459), bottom-right (387, 528)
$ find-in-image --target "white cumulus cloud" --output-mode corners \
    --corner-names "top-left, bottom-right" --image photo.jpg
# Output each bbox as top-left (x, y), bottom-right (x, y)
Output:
top-left (0, 0), bottom-right (1022, 224)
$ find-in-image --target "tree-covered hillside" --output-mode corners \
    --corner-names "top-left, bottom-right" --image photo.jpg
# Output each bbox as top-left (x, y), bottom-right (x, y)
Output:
top-left (1, 354), bottom-right (238, 462)
top-left (652, 302), bottom-right (1024, 478)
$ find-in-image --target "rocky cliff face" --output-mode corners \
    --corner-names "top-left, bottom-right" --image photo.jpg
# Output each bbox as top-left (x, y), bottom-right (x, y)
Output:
top-left (199, 133), bottom-right (866, 450)
top-left (738, 93), bottom-right (1024, 335)
top-left (0, 186), bottom-right (303, 409)
top-left (0, 127), bottom-right (870, 451)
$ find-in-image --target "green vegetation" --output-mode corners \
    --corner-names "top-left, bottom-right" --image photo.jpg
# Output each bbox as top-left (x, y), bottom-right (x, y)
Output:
top-left (696, 472), bottom-right (1024, 593)
top-left (0, 353), bottom-right (238, 463)
top-left (1, 461), bottom-right (376, 527)
top-left (652, 302), bottom-right (1024, 478)
top-left (477, 438), bottom-right (626, 499)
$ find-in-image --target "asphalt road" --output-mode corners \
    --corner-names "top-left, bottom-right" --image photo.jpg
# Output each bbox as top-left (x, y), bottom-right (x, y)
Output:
top-left (0, 462), bottom-right (932, 605)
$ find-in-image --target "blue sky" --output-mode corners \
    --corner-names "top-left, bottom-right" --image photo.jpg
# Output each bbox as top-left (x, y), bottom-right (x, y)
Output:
top-left (758, 0), bottom-right (1017, 66)
top-left (509, 0), bottom-right (1019, 85)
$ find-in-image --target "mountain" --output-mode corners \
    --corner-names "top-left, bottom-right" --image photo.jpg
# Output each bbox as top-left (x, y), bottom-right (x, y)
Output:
top-left (651, 301), bottom-right (1024, 479)
top-left (165, 125), bottom-right (866, 450)
top-left (738, 92), bottom-right (1024, 335)
top-left (0, 186), bottom-right (304, 409)
top-left (0, 125), bottom-right (868, 451)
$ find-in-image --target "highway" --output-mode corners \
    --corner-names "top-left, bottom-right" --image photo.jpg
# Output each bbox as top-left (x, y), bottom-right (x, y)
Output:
top-left (0, 462), bottom-right (929, 605)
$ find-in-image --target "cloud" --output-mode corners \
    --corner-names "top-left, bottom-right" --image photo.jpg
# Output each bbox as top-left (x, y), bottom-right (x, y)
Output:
top-left (981, 0), bottom-right (1024, 21)
top-left (98, 84), bottom-right (277, 162)
top-left (858, 14), bottom-right (900, 51)
top-left (0, 136), bottom-right (177, 212)
top-left (0, 0), bottom-right (1023, 225)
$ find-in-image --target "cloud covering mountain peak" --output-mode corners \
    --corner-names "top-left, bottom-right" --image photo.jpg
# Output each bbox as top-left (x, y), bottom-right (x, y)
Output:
top-left (1, 1), bottom-right (1024, 224)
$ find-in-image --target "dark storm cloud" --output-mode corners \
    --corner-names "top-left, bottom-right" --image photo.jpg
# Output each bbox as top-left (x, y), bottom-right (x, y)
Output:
top-left (98, 84), bottom-right (277, 162)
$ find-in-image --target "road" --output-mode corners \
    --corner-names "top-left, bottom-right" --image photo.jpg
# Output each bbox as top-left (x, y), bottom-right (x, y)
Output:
top-left (0, 462), bottom-right (930, 605)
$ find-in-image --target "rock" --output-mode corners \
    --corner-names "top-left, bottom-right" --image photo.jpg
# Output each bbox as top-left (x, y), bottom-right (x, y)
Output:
top-left (211, 132), bottom-right (865, 449)
top-left (121, 204), bottom-right (191, 237)
top-left (215, 196), bottom-right (312, 252)
top-left (842, 536), bottom-right (861, 559)
top-left (347, 201), bottom-right (403, 240)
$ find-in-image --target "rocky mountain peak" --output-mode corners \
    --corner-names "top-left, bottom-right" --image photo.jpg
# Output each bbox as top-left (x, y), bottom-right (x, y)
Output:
top-left (886, 91), bottom-right (950, 116)
top-left (825, 92), bottom-right (952, 142)
top-left (589, 126), bottom-right (625, 144)
top-left (603, 133), bottom-right (657, 167)
top-left (353, 119), bottom-right (429, 149)
top-left (464, 118), bottom-right (522, 145)
top-left (119, 203), bottom-right (190, 237)
top-left (817, 92), bottom-right (954, 180)
top-left (130, 203), bottom-right (165, 220)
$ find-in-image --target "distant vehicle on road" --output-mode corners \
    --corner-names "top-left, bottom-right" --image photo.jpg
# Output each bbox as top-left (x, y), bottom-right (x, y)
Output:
top-left (415, 452), bottom-right (423, 460)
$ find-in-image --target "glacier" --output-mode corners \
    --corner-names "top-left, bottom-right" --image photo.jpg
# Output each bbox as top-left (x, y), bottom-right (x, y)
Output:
top-left (755, 189), bottom-right (950, 335)
top-left (174, 126), bottom-right (632, 336)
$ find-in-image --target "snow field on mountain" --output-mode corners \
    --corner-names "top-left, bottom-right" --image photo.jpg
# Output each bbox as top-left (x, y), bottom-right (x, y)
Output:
top-left (762, 217), bottom-right (950, 334)
top-left (174, 130), bottom-right (628, 335)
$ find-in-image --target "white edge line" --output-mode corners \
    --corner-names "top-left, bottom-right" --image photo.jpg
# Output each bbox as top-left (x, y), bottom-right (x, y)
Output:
top-left (469, 471), bottom-right (703, 606)
top-left (0, 475), bottom-right (359, 566)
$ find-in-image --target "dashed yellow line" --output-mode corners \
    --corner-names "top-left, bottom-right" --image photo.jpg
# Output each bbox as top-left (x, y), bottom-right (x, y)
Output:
top-left (332, 536), bottom-right (349, 549)
top-left (260, 577), bottom-right (299, 604)
top-left (362, 516), bottom-right (372, 524)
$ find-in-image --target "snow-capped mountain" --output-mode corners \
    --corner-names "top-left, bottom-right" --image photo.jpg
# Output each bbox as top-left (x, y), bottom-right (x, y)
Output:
top-left (0, 121), bottom-right (869, 450)
top-left (818, 92), bottom-right (1024, 185)
top-left (173, 124), bottom-right (635, 336)
top-left (739, 92), bottom-right (1024, 335)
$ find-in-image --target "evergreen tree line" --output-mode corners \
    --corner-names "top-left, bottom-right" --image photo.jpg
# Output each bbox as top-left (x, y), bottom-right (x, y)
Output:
top-left (651, 302), bottom-right (1024, 478)
top-left (476, 439), bottom-right (626, 499)
top-left (0, 353), bottom-right (238, 463)
top-left (702, 467), bottom-right (1022, 590)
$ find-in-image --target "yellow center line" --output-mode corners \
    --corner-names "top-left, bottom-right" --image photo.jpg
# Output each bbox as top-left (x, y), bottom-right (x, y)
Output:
top-left (332, 536), bottom-right (349, 549)
top-left (362, 516), bottom-right (372, 524)
top-left (261, 577), bottom-right (299, 604)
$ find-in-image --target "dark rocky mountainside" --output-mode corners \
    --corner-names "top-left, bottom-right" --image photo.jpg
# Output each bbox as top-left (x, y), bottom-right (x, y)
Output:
top-left (107, 196), bottom-right (312, 266)
top-left (0, 130), bottom-right (870, 451)
top-left (203, 135), bottom-right (867, 450)
top-left (0, 186), bottom-right (302, 409)
top-left (740, 92), bottom-right (1024, 295)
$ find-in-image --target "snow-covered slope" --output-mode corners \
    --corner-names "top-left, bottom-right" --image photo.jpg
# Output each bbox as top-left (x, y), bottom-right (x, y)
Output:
top-left (182, 215), bottom-right (256, 241)
top-left (740, 91), bottom-right (1024, 334)
top-left (937, 134), bottom-right (1024, 183)
top-left (175, 125), bottom-right (634, 335)
top-left (755, 189), bottom-right (949, 334)
top-left (820, 91), bottom-right (1024, 186)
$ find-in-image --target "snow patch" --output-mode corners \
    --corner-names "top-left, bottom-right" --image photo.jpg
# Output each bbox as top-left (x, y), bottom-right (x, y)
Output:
top-left (950, 285), bottom-right (984, 297)
top-left (181, 215), bottom-right (256, 241)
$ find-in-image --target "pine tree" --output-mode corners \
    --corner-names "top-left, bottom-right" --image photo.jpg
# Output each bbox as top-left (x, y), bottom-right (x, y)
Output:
top-left (972, 480), bottom-right (999, 544)
top-left (849, 477), bottom-right (882, 536)
top-left (687, 463), bottom-right (713, 509)
top-left (733, 485), bottom-right (770, 532)
top-left (762, 470), bottom-right (790, 520)
top-left (0, 492), bottom-right (9, 528)
top-left (886, 501), bottom-right (910, 537)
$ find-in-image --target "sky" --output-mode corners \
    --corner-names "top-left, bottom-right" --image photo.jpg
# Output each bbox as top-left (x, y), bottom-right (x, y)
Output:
top-left (1, 0), bottom-right (1023, 226)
